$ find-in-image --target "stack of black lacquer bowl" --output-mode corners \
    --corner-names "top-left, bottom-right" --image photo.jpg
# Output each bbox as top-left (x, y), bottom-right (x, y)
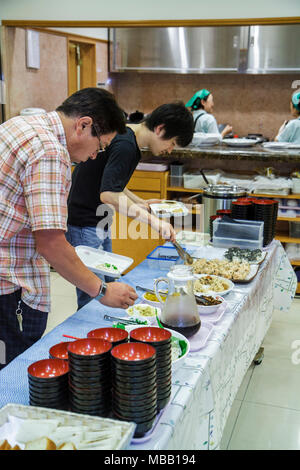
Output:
top-left (87, 327), bottom-right (128, 346)
top-left (252, 199), bottom-right (278, 246)
top-left (111, 342), bottom-right (158, 438)
top-left (129, 327), bottom-right (172, 412)
top-left (67, 338), bottom-right (112, 417)
top-left (231, 199), bottom-right (253, 220)
top-left (28, 358), bottom-right (69, 410)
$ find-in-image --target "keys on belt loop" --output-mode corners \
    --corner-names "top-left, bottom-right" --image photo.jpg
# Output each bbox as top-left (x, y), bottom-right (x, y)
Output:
top-left (16, 301), bottom-right (23, 332)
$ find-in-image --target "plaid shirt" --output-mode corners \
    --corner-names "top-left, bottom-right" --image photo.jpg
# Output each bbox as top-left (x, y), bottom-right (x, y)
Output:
top-left (0, 111), bottom-right (71, 312)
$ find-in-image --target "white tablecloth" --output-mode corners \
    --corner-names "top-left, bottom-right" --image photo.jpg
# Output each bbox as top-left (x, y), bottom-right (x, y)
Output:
top-left (0, 241), bottom-right (296, 450)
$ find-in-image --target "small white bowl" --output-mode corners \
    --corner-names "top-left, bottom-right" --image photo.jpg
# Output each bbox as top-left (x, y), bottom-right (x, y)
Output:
top-left (126, 303), bottom-right (161, 325)
top-left (196, 295), bottom-right (225, 314)
top-left (141, 292), bottom-right (167, 308)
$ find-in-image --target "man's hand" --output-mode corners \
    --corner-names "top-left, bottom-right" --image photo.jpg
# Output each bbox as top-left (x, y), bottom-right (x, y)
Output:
top-left (100, 282), bottom-right (138, 309)
top-left (153, 219), bottom-right (176, 242)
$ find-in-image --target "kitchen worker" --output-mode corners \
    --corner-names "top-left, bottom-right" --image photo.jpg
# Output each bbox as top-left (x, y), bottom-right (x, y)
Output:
top-left (186, 89), bottom-right (232, 138)
top-left (66, 101), bottom-right (194, 309)
top-left (0, 87), bottom-right (138, 370)
top-left (275, 91), bottom-right (300, 144)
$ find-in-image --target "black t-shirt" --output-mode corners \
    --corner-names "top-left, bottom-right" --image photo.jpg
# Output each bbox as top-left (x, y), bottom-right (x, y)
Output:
top-left (67, 127), bottom-right (141, 227)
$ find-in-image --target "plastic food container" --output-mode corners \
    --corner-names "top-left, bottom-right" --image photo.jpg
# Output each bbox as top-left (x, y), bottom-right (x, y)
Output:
top-left (146, 246), bottom-right (184, 270)
top-left (212, 218), bottom-right (264, 249)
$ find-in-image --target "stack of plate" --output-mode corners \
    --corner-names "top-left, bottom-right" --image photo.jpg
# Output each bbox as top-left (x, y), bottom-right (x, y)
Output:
top-left (67, 338), bottom-right (112, 417)
top-left (111, 342), bottom-right (158, 438)
top-left (87, 327), bottom-right (128, 346)
top-left (28, 359), bottom-right (69, 410)
top-left (252, 199), bottom-right (278, 246)
top-left (130, 327), bottom-right (172, 412)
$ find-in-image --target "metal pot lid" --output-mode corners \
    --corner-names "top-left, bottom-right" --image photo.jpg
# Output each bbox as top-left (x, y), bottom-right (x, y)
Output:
top-left (202, 184), bottom-right (247, 197)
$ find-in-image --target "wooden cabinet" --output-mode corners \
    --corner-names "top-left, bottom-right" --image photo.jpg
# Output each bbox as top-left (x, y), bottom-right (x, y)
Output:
top-left (111, 171), bottom-right (168, 271)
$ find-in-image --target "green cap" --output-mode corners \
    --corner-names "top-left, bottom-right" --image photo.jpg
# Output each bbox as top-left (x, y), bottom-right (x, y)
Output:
top-left (186, 89), bottom-right (211, 109)
top-left (292, 91), bottom-right (300, 110)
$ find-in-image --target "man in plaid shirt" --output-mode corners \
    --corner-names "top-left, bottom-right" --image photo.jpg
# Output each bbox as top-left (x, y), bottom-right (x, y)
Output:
top-left (0, 88), bottom-right (138, 369)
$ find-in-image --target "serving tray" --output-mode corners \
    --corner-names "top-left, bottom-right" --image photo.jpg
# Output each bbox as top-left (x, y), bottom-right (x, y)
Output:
top-left (75, 246), bottom-right (133, 278)
top-left (150, 200), bottom-right (189, 218)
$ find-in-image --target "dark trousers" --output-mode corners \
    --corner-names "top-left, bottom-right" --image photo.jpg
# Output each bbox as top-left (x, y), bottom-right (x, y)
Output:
top-left (0, 290), bottom-right (48, 370)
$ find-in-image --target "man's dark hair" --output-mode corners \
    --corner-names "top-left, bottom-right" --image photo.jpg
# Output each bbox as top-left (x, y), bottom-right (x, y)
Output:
top-left (56, 88), bottom-right (126, 136)
top-left (145, 101), bottom-right (194, 147)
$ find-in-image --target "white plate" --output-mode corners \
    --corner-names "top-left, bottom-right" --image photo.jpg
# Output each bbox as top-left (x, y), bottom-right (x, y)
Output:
top-left (125, 304), bottom-right (161, 325)
top-left (194, 274), bottom-right (234, 296)
top-left (188, 321), bottom-right (214, 352)
top-left (75, 246), bottom-right (133, 278)
top-left (222, 138), bottom-right (258, 147)
top-left (150, 201), bottom-right (189, 218)
top-left (262, 141), bottom-right (292, 150)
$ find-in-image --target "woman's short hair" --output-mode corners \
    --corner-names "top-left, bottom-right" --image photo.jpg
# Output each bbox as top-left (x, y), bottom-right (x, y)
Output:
top-left (56, 88), bottom-right (126, 136)
top-left (145, 101), bottom-right (194, 147)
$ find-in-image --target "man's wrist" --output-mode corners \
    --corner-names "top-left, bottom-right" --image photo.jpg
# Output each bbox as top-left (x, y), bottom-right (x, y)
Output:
top-left (94, 281), bottom-right (108, 301)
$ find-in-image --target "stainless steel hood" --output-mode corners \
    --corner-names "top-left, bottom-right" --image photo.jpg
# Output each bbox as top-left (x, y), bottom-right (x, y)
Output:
top-left (109, 25), bottom-right (300, 74)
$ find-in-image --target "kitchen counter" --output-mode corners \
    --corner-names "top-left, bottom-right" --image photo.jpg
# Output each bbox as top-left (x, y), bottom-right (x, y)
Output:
top-left (141, 144), bottom-right (300, 163)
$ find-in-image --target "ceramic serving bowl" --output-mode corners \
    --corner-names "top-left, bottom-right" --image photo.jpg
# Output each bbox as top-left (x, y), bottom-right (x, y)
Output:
top-left (141, 292), bottom-right (167, 308)
top-left (196, 295), bottom-right (225, 314)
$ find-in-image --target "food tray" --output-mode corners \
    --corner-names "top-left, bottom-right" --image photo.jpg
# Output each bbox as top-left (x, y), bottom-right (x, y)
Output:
top-left (224, 250), bottom-right (267, 266)
top-left (188, 321), bottom-right (214, 352)
top-left (150, 200), bottom-right (189, 218)
top-left (0, 404), bottom-right (135, 450)
top-left (233, 264), bottom-right (259, 283)
top-left (75, 246), bottom-right (133, 278)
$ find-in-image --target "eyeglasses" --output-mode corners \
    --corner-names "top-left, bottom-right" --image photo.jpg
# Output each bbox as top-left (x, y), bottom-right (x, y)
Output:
top-left (92, 123), bottom-right (106, 153)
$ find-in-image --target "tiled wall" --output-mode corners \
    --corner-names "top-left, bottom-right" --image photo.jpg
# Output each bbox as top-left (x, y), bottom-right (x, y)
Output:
top-left (110, 72), bottom-right (300, 140)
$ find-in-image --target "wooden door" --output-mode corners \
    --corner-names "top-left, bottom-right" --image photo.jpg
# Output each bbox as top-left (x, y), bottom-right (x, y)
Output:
top-left (68, 39), bottom-right (96, 95)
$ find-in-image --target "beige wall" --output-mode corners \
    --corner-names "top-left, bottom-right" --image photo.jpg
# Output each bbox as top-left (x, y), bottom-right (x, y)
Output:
top-left (110, 72), bottom-right (300, 139)
top-left (3, 27), bottom-right (109, 119)
top-left (4, 27), bottom-right (68, 118)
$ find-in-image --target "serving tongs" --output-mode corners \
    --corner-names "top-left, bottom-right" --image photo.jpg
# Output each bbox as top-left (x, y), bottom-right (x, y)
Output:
top-left (103, 314), bottom-right (148, 325)
top-left (171, 240), bottom-right (194, 265)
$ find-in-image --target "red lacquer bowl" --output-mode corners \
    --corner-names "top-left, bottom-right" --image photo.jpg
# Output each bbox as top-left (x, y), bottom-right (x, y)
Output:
top-left (129, 327), bottom-right (171, 344)
top-left (111, 342), bottom-right (156, 363)
top-left (49, 342), bottom-right (72, 360)
top-left (87, 327), bottom-right (128, 343)
top-left (67, 338), bottom-right (112, 357)
top-left (28, 358), bottom-right (69, 379)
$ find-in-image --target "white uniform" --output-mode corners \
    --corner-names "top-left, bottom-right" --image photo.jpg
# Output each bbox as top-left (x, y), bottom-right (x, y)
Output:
top-left (193, 110), bottom-right (220, 134)
top-left (277, 117), bottom-right (300, 144)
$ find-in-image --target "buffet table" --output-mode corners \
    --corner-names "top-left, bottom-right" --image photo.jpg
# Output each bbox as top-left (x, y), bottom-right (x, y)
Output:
top-left (0, 241), bottom-right (297, 450)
